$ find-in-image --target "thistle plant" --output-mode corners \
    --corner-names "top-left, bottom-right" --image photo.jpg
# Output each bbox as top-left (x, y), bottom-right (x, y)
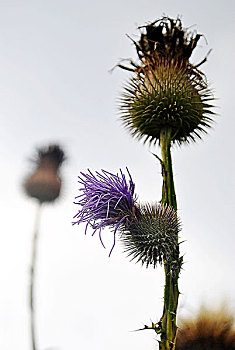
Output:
top-left (117, 16), bottom-right (215, 349)
top-left (24, 144), bottom-right (65, 350)
top-left (73, 15), bottom-right (215, 350)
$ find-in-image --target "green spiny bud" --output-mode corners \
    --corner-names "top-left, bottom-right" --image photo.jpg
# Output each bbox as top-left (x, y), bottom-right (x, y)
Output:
top-left (122, 204), bottom-right (180, 268)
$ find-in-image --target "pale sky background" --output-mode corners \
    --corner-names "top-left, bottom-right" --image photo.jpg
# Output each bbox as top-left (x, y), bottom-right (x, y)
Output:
top-left (0, 1), bottom-right (235, 350)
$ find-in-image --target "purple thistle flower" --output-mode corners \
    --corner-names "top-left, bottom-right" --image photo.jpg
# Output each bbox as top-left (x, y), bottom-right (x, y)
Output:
top-left (73, 168), bottom-right (137, 255)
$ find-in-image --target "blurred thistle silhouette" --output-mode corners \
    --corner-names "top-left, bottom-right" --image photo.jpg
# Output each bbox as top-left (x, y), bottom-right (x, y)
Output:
top-left (116, 16), bottom-right (216, 350)
top-left (176, 306), bottom-right (235, 349)
top-left (25, 144), bottom-right (65, 203)
top-left (73, 168), bottom-right (181, 268)
top-left (24, 144), bottom-right (65, 350)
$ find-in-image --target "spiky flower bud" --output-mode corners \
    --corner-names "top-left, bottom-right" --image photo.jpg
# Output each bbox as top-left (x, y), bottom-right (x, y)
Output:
top-left (119, 16), bottom-right (215, 145)
top-left (24, 145), bottom-right (65, 203)
top-left (73, 168), bottom-right (138, 255)
top-left (122, 204), bottom-right (180, 268)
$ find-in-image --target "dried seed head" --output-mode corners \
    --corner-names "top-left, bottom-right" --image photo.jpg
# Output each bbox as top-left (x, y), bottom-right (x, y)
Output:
top-left (35, 145), bottom-right (65, 169)
top-left (24, 144), bottom-right (65, 203)
top-left (136, 17), bottom-right (203, 66)
top-left (122, 204), bottom-right (180, 268)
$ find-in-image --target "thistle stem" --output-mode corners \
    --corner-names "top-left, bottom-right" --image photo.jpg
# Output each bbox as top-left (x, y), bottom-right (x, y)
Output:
top-left (159, 128), bottom-right (177, 210)
top-left (30, 202), bottom-right (42, 350)
top-left (159, 128), bottom-right (179, 350)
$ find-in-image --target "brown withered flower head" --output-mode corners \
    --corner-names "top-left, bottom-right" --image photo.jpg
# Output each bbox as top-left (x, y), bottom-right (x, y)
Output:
top-left (176, 306), bottom-right (235, 350)
top-left (24, 144), bottom-right (65, 203)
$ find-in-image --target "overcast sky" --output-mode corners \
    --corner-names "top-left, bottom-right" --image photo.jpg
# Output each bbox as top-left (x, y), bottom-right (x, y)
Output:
top-left (0, 1), bottom-right (235, 350)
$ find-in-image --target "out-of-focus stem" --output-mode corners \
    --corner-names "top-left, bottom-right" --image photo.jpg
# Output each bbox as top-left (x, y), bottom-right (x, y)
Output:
top-left (30, 202), bottom-right (42, 350)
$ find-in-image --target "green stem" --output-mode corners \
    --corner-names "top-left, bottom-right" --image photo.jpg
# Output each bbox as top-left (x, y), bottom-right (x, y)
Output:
top-left (159, 128), bottom-right (177, 210)
top-left (30, 202), bottom-right (42, 350)
top-left (158, 128), bottom-right (179, 350)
